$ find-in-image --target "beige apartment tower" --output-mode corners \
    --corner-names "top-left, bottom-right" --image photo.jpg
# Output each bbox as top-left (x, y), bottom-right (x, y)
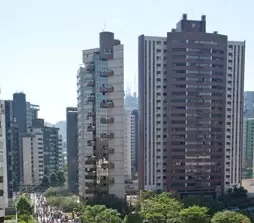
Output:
top-left (77, 32), bottom-right (125, 199)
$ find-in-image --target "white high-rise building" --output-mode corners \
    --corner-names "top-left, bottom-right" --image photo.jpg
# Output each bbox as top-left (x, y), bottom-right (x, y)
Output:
top-left (22, 127), bottom-right (44, 186)
top-left (0, 100), bottom-right (8, 218)
top-left (224, 41), bottom-right (245, 191)
top-left (124, 110), bottom-right (132, 179)
top-left (77, 31), bottom-right (125, 199)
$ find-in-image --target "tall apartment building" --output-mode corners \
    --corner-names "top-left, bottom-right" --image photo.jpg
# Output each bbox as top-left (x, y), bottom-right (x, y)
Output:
top-left (124, 110), bottom-right (132, 179)
top-left (130, 110), bottom-right (138, 175)
top-left (77, 31), bottom-right (125, 199)
top-left (243, 118), bottom-right (254, 179)
top-left (0, 100), bottom-right (8, 220)
top-left (138, 14), bottom-right (245, 196)
top-left (22, 126), bottom-right (44, 186)
top-left (66, 107), bottom-right (78, 194)
top-left (26, 103), bottom-right (40, 130)
top-left (4, 101), bottom-right (19, 198)
top-left (224, 41), bottom-right (245, 190)
top-left (43, 126), bottom-right (63, 175)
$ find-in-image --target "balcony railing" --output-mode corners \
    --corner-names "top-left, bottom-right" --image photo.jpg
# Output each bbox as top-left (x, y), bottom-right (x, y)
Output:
top-left (85, 156), bottom-right (96, 165)
top-left (86, 80), bottom-right (95, 87)
top-left (85, 182), bottom-right (96, 187)
top-left (87, 112), bottom-right (95, 118)
top-left (100, 70), bottom-right (114, 77)
top-left (100, 100), bottom-right (114, 108)
top-left (87, 140), bottom-right (95, 146)
top-left (87, 96), bottom-right (95, 103)
top-left (87, 125), bottom-right (95, 132)
top-left (101, 162), bottom-right (115, 169)
top-left (100, 117), bottom-right (114, 124)
top-left (86, 63), bottom-right (95, 72)
top-left (101, 133), bottom-right (114, 139)
top-left (100, 85), bottom-right (114, 93)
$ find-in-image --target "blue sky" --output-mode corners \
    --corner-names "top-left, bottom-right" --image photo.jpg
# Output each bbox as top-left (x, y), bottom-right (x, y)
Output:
top-left (0, 0), bottom-right (252, 123)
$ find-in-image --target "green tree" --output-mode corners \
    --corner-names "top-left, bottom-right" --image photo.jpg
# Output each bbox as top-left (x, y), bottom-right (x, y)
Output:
top-left (180, 205), bottom-right (210, 223)
top-left (123, 212), bottom-right (142, 223)
top-left (49, 172), bottom-right (58, 187)
top-left (140, 190), bottom-right (156, 201)
top-left (211, 210), bottom-right (251, 223)
top-left (18, 214), bottom-right (33, 222)
top-left (81, 205), bottom-right (120, 223)
top-left (41, 175), bottom-right (50, 189)
top-left (56, 170), bottom-right (65, 186)
top-left (140, 192), bottom-right (182, 223)
top-left (182, 196), bottom-right (225, 214)
top-left (44, 187), bottom-right (57, 197)
top-left (87, 194), bottom-right (129, 216)
top-left (16, 195), bottom-right (33, 216)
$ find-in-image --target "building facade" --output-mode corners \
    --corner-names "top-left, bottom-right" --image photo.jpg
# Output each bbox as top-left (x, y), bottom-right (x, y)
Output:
top-left (243, 118), bottom-right (254, 179)
top-left (43, 126), bottom-right (63, 175)
top-left (66, 107), bottom-right (78, 194)
top-left (22, 127), bottom-right (44, 186)
top-left (139, 14), bottom-right (244, 196)
top-left (0, 100), bottom-right (8, 219)
top-left (124, 110), bottom-right (132, 179)
top-left (130, 110), bottom-right (138, 175)
top-left (224, 41), bottom-right (245, 190)
top-left (244, 91), bottom-right (254, 113)
top-left (77, 31), bottom-right (125, 199)
top-left (26, 103), bottom-right (40, 131)
top-left (4, 101), bottom-right (20, 198)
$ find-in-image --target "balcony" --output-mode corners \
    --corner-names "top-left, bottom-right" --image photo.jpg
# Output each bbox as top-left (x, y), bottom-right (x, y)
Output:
top-left (85, 189), bottom-right (96, 194)
top-left (101, 162), bottom-right (115, 169)
top-left (86, 63), bottom-right (95, 72)
top-left (86, 80), bottom-right (95, 87)
top-left (100, 117), bottom-right (114, 124)
top-left (87, 125), bottom-right (95, 132)
top-left (100, 85), bottom-right (114, 93)
top-left (85, 182), bottom-right (96, 187)
top-left (100, 70), bottom-right (114, 77)
top-left (87, 112), bottom-right (95, 118)
top-left (101, 132), bottom-right (114, 139)
top-left (100, 100), bottom-right (114, 108)
top-left (87, 140), bottom-right (95, 146)
top-left (85, 156), bottom-right (96, 165)
top-left (102, 145), bottom-right (114, 154)
top-left (87, 96), bottom-right (95, 103)
top-left (85, 168), bottom-right (96, 173)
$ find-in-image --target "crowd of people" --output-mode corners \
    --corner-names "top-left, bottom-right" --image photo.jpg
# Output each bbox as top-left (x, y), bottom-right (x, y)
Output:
top-left (33, 194), bottom-right (79, 223)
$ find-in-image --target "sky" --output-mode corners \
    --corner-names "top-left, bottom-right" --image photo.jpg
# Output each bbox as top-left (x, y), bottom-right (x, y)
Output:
top-left (0, 0), bottom-right (253, 123)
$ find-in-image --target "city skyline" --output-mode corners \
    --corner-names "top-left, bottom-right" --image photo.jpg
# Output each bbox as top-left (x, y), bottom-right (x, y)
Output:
top-left (1, 0), bottom-right (253, 123)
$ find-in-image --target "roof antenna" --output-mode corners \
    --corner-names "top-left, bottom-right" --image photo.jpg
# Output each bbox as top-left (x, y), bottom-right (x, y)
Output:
top-left (103, 20), bottom-right (106, 31)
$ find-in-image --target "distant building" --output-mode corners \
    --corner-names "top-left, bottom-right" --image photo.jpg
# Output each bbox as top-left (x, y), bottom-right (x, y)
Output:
top-left (124, 110), bottom-right (132, 179)
top-left (43, 126), bottom-right (63, 175)
top-left (4, 100), bottom-right (20, 198)
top-left (26, 102), bottom-right (39, 131)
top-left (0, 100), bottom-right (8, 220)
top-left (22, 125), bottom-right (44, 186)
top-left (66, 107), bottom-right (78, 194)
top-left (244, 92), bottom-right (254, 112)
top-left (130, 109), bottom-right (138, 174)
top-left (124, 92), bottom-right (138, 110)
top-left (243, 118), bottom-right (254, 179)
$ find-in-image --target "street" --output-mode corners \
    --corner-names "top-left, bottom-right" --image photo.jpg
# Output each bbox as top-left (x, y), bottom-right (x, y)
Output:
top-left (31, 193), bottom-right (79, 223)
